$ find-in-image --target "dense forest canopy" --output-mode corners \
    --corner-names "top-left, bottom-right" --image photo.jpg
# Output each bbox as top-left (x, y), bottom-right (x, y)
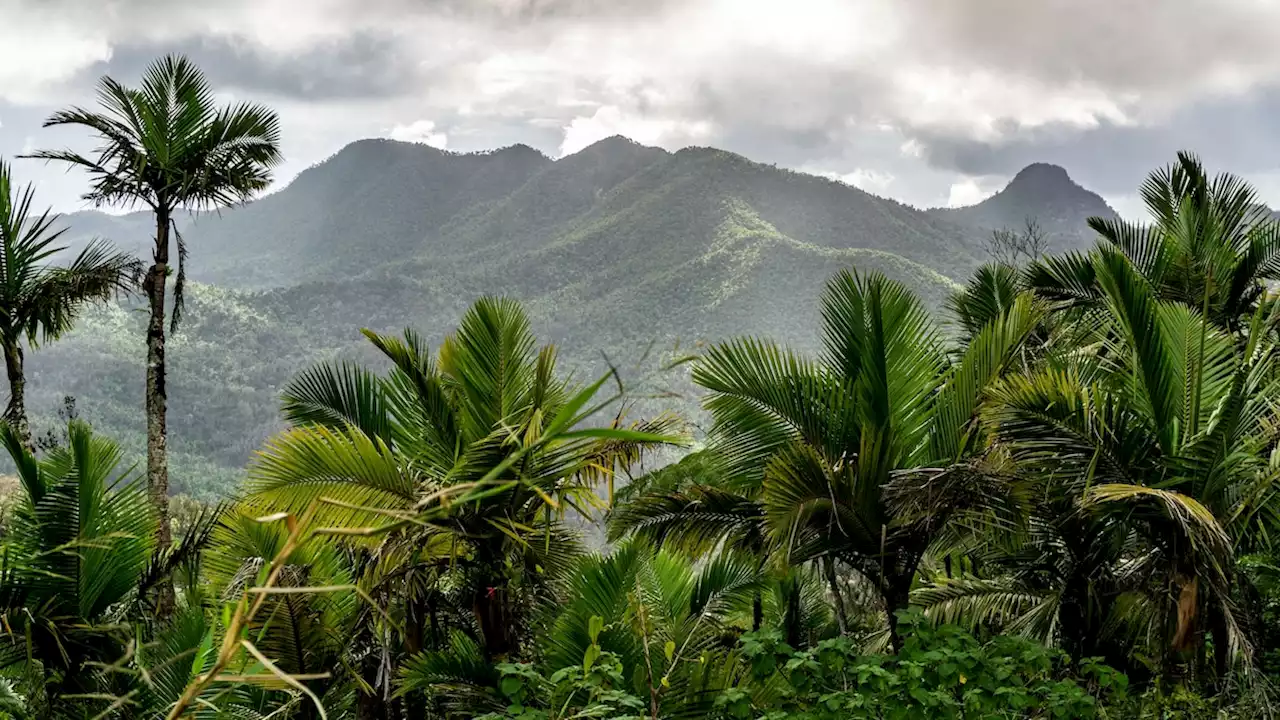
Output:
top-left (4, 55), bottom-right (1280, 720)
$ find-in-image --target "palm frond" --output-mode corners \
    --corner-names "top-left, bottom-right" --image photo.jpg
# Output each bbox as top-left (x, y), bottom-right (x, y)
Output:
top-left (946, 262), bottom-right (1022, 342)
top-left (281, 361), bottom-right (394, 446)
top-left (607, 484), bottom-right (764, 556)
top-left (932, 292), bottom-right (1046, 462)
top-left (913, 575), bottom-right (1059, 644)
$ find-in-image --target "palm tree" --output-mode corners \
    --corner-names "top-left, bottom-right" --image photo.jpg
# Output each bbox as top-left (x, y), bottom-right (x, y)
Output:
top-left (0, 422), bottom-right (156, 714)
top-left (1028, 152), bottom-right (1280, 332)
top-left (659, 270), bottom-right (1041, 651)
top-left (244, 297), bottom-right (676, 706)
top-left (958, 245), bottom-right (1280, 677)
top-left (402, 541), bottom-right (762, 719)
top-left (26, 54), bottom-right (283, 560)
top-left (199, 506), bottom-right (359, 718)
top-left (0, 160), bottom-right (138, 449)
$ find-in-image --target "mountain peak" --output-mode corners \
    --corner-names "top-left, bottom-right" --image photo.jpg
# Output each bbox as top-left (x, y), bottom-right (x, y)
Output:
top-left (566, 135), bottom-right (666, 159)
top-left (1003, 162), bottom-right (1079, 195)
top-left (986, 162), bottom-right (1110, 211)
top-left (341, 137), bottom-right (446, 155)
top-left (931, 161), bottom-right (1116, 253)
top-left (1011, 162), bottom-right (1072, 182)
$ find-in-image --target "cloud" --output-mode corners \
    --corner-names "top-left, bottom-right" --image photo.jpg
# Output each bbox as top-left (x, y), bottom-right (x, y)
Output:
top-left (806, 167), bottom-right (896, 195)
top-left (86, 34), bottom-right (426, 101)
top-left (0, 3), bottom-right (113, 104)
top-left (389, 120), bottom-right (448, 148)
top-left (5, 0), bottom-right (1280, 211)
top-left (559, 105), bottom-right (712, 156)
top-left (947, 178), bottom-right (995, 208)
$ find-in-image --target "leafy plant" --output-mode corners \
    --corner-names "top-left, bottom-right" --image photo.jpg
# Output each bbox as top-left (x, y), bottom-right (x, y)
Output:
top-left (723, 612), bottom-right (1129, 719)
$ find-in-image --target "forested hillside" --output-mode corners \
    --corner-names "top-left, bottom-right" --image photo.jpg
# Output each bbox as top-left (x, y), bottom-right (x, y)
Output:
top-left (30, 137), bottom-right (1108, 498)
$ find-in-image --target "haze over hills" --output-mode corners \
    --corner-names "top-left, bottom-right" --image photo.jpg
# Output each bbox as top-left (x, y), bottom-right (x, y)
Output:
top-left (31, 136), bottom-right (1116, 498)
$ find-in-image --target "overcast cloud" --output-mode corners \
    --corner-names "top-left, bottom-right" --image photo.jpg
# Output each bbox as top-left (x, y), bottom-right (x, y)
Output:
top-left (3, 0), bottom-right (1280, 216)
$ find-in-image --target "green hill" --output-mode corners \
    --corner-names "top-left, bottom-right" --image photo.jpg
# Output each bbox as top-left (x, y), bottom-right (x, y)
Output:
top-left (27, 137), bottom-right (1090, 498)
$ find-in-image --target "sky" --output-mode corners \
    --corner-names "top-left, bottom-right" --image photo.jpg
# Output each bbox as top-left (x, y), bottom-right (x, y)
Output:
top-left (4, 0), bottom-right (1280, 219)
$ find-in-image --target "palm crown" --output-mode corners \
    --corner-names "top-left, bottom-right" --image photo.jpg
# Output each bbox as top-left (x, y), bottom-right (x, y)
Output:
top-left (1028, 151), bottom-right (1280, 331)
top-left (0, 423), bottom-right (155, 711)
top-left (615, 269), bottom-right (1043, 650)
top-left (25, 53), bottom-right (282, 330)
top-left (246, 297), bottom-right (679, 661)
top-left (0, 160), bottom-right (138, 444)
top-left (28, 54), bottom-right (281, 212)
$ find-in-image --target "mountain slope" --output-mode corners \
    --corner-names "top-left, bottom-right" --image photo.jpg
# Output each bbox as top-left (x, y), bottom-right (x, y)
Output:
top-left (931, 163), bottom-right (1118, 253)
top-left (31, 137), bottom-right (1087, 498)
top-left (184, 140), bottom-right (552, 287)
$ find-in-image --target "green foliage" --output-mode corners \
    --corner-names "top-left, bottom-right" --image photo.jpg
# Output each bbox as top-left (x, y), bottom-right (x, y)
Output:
top-left (480, 655), bottom-right (647, 720)
top-left (0, 421), bottom-right (159, 714)
top-left (9, 132), bottom-right (1280, 720)
top-left (469, 612), bottom-right (1134, 720)
top-left (726, 612), bottom-right (1129, 719)
top-left (481, 615), bottom-right (652, 720)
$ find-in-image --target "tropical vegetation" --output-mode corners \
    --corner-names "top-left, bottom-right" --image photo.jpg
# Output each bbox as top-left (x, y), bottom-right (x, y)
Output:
top-left (4, 55), bottom-right (1280, 719)
top-left (26, 53), bottom-right (283, 576)
top-left (0, 160), bottom-right (136, 449)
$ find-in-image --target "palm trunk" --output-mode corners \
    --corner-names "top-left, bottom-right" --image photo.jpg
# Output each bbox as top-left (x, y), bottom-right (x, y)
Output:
top-left (356, 637), bottom-right (393, 720)
top-left (474, 584), bottom-right (516, 660)
top-left (884, 573), bottom-right (913, 654)
top-left (146, 207), bottom-right (174, 617)
top-left (784, 581), bottom-right (803, 648)
top-left (823, 556), bottom-right (850, 636)
top-left (429, 595), bottom-right (441, 646)
top-left (2, 339), bottom-right (31, 450)
top-left (473, 548), bottom-right (517, 660)
top-left (356, 684), bottom-right (392, 720)
top-left (1209, 600), bottom-right (1231, 687)
top-left (1060, 567), bottom-right (1103, 663)
top-left (403, 595), bottom-right (428, 718)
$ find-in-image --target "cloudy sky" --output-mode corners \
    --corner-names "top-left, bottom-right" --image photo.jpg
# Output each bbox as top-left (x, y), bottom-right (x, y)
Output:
top-left (4, 0), bottom-right (1280, 218)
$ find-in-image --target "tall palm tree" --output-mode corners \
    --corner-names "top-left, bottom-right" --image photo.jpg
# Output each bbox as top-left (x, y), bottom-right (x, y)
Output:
top-left (26, 54), bottom-right (283, 560)
top-left (245, 298), bottom-right (676, 693)
top-left (0, 160), bottom-right (138, 448)
top-left (649, 270), bottom-right (1042, 651)
top-left (1028, 152), bottom-right (1280, 332)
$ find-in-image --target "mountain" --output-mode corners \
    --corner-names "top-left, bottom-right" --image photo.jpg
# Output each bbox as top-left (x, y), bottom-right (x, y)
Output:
top-left (930, 163), bottom-right (1118, 253)
top-left (50, 210), bottom-right (155, 264)
top-left (23, 138), bottom-right (1095, 499)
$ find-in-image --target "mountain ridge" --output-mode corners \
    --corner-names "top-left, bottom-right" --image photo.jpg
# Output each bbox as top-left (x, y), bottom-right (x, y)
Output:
top-left (29, 136), bottom-right (1119, 498)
